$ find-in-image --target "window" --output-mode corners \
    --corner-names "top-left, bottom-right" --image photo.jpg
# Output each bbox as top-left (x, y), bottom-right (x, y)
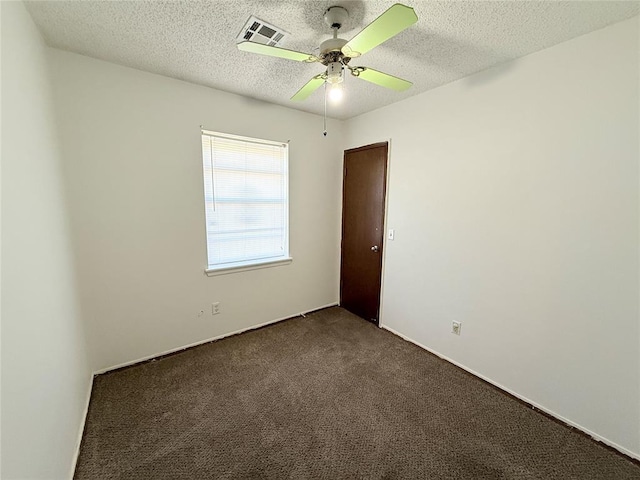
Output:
top-left (201, 130), bottom-right (291, 275)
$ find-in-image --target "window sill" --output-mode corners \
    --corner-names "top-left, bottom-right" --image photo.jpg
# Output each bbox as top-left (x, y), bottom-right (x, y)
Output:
top-left (205, 257), bottom-right (293, 277)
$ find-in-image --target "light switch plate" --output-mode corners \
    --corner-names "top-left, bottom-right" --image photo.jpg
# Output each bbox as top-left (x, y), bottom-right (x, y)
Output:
top-left (452, 321), bottom-right (461, 335)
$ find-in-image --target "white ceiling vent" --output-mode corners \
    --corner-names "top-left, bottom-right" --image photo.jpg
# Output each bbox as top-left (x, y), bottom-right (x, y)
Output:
top-left (236, 16), bottom-right (288, 46)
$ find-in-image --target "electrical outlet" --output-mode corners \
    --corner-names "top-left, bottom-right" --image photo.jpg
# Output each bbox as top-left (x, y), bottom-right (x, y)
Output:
top-left (212, 302), bottom-right (221, 315)
top-left (452, 321), bottom-right (461, 335)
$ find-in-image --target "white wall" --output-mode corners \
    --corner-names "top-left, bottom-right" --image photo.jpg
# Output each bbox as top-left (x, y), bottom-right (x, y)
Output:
top-left (48, 50), bottom-right (344, 372)
top-left (1, 2), bottom-right (92, 478)
top-left (345, 17), bottom-right (640, 457)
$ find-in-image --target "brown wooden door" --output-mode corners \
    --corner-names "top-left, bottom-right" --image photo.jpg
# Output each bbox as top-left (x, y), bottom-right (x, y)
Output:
top-left (340, 142), bottom-right (388, 324)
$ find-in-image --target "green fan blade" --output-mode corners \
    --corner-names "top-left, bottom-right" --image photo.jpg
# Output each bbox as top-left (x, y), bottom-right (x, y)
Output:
top-left (342, 4), bottom-right (418, 58)
top-left (291, 75), bottom-right (325, 101)
top-left (237, 42), bottom-right (318, 63)
top-left (354, 68), bottom-right (412, 91)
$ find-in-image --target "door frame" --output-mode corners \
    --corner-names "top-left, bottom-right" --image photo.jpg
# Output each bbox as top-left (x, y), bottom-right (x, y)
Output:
top-left (340, 139), bottom-right (392, 327)
top-left (378, 139), bottom-right (391, 329)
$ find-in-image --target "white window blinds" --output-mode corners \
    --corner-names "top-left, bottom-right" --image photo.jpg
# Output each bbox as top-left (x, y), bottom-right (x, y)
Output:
top-left (201, 131), bottom-right (289, 271)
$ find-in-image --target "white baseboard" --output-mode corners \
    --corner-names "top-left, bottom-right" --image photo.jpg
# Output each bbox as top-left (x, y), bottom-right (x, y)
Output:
top-left (93, 303), bottom-right (339, 375)
top-left (381, 325), bottom-right (640, 462)
top-left (69, 373), bottom-right (93, 479)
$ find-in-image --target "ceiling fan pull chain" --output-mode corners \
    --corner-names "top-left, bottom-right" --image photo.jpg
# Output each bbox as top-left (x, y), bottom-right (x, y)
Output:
top-left (323, 81), bottom-right (328, 137)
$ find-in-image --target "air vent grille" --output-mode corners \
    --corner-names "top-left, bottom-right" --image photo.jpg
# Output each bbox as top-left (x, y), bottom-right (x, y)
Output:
top-left (236, 16), bottom-right (289, 46)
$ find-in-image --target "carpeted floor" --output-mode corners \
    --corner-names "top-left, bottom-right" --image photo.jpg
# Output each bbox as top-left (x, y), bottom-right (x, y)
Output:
top-left (75, 307), bottom-right (640, 479)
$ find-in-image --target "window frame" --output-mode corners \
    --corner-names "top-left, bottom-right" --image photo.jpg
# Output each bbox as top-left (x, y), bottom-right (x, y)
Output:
top-left (201, 129), bottom-right (292, 276)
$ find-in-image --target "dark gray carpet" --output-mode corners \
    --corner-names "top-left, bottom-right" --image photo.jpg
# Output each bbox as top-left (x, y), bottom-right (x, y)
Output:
top-left (75, 307), bottom-right (640, 479)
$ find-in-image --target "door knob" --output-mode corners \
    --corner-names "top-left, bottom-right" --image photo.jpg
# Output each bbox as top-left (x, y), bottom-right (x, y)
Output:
top-left (371, 245), bottom-right (379, 252)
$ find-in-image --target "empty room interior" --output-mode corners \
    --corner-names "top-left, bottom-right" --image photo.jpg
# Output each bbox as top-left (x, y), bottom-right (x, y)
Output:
top-left (2, 0), bottom-right (640, 478)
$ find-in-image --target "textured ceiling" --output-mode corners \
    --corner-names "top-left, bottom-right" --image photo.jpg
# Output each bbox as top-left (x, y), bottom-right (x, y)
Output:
top-left (26, 1), bottom-right (639, 120)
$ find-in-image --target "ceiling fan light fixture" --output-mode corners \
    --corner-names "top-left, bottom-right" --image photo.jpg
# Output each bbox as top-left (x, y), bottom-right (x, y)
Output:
top-left (326, 61), bottom-right (344, 84)
top-left (328, 83), bottom-right (344, 102)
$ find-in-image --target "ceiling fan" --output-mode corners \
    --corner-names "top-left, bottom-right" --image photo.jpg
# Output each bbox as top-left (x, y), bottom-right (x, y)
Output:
top-left (237, 3), bottom-right (418, 101)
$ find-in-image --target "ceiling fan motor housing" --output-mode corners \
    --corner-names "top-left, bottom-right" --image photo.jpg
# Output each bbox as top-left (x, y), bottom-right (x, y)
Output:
top-left (320, 37), bottom-right (348, 65)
